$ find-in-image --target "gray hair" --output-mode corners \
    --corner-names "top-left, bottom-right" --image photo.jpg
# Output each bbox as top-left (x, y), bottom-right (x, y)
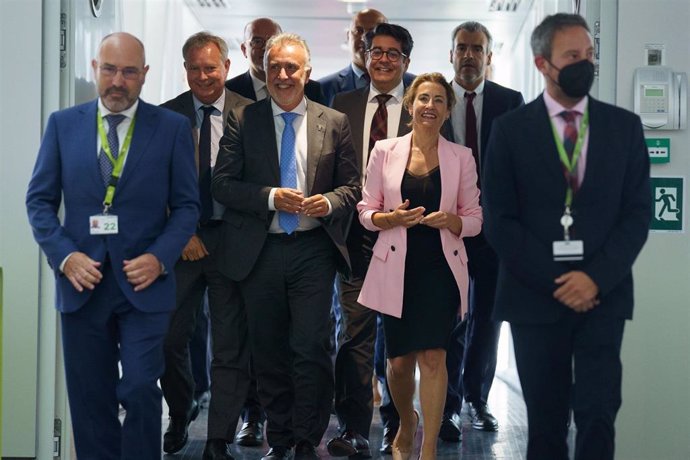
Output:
top-left (263, 33), bottom-right (312, 71)
top-left (530, 13), bottom-right (589, 59)
top-left (182, 31), bottom-right (228, 62)
top-left (451, 21), bottom-right (493, 53)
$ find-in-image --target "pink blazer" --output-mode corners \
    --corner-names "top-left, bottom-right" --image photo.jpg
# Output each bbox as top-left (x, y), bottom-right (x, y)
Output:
top-left (357, 132), bottom-right (482, 319)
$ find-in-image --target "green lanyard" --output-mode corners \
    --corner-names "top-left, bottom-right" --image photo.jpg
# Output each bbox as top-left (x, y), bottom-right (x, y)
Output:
top-left (549, 108), bottom-right (589, 208)
top-left (97, 110), bottom-right (136, 213)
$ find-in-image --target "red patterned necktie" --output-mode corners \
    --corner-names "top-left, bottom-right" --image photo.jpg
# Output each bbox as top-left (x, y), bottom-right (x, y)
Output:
top-left (464, 92), bottom-right (480, 188)
top-left (369, 94), bottom-right (392, 155)
top-left (559, 110), bottom-right (579, 191)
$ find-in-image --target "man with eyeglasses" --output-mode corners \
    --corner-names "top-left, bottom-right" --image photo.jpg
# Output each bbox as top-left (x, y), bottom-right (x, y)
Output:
top-left (438, 20), bottom-right (524, 442)
top-left (225, 17), bottom-right (325, 104)
top-left (26, 32), bottom-right (199, 460)
top-left (319, 8), bottom-right (414, 107)
top-left (327, 22), bottom-right (414, 457)
top-left (160, 32), bottom-right (253, 460)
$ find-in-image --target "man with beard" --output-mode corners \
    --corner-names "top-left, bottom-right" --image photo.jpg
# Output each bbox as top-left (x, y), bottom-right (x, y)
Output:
top-left (482, 13), bottom-right (651, 460)
top-left (26, 32), bottom-right (199, 460)
top-left (440, 21), bottom-right (524, 441)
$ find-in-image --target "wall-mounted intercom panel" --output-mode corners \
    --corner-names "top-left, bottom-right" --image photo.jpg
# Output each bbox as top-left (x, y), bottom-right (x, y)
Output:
top-left (633, 66), bottom-right (687, 130)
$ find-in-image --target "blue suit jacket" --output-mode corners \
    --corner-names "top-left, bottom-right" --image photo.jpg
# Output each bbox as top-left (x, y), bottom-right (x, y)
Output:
top-left (26, 99), bottom-right (200, 313)
top-left (482, 95), bottom-right (651, 324)
top-left (319, 64), bottom-right (416, 107)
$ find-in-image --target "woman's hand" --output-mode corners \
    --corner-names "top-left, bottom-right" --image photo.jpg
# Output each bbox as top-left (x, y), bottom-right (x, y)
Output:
top-left (421, 211), bottom-right (463, 235)
top-left (373, 199), bottom-right (426, 229)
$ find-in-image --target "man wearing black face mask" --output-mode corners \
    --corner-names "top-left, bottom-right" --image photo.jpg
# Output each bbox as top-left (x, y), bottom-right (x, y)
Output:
top-left (482, 14), bottom-right (651, 460)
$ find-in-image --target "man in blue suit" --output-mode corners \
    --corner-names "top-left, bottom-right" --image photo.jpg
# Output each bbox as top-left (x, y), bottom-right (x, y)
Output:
top-left (483, 14), bottom-right (651, 460)
top-left (26, 32), bottom-right (199, 460)
top-left (318, 8), bottom-right (414, 107)
top-left (440, 21), bottom-right (524, 439)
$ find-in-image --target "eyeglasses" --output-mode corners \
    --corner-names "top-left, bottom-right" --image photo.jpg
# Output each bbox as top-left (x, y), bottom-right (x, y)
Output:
top-left (99, 64), bottom-right (142, 80)
top-left (247, 37), bottom-right (267, 49)
top-left (366, 48), bottom-right (407, 62)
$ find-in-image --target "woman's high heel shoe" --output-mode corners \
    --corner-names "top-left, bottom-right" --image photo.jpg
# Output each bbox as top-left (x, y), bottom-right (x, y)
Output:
top-left (391, 410), bottom-right (420, 460)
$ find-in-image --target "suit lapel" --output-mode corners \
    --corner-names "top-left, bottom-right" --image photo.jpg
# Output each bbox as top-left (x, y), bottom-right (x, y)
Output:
top-left (119, 100), bottom-right (157, 189)
top-left (306, 101), bottom-right (327, 194)
top-left (388, 133), bottom-right (412, 206)
top-left (437, 136), bottom-right (459, 213)
top-left (531, 96), bottom-right (566, 184)
top-left (575, 98), bottom-right (602, 202)
top-left (84, 101), bottom-right (105, 193)
top-left (242, 72), bottom-right (258, 101)
top-left (254, 100), bottom-right (280, 182)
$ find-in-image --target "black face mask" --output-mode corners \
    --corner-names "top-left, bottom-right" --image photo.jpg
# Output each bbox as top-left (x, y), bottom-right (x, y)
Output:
top-left (548, 59), bottom-right (595, 98)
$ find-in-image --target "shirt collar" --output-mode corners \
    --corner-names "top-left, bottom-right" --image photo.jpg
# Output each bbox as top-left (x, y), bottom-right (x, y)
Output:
top-left (192, 91), bottom-right (225, 115)
top-left (270, 97), bottom-right (308, 118)
top-left (369, 80), bottom-right (405, 103)
top-left (543, 90), bottom-right (589, 118)
top-left (452, 79), bottom-right (486, 98)
top-left (249, 72), bottom-right (266, 97)
top-left (351, 63), bottom-right (366, 80)
top-left (98, 98), bottom-right (139, 119)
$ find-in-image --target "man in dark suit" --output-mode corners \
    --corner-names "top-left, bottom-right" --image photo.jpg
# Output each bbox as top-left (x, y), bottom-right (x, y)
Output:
top-left (318, 8), bottom-right (415, 106)
top-left (26, 33), bottom-right (199, 460)
top-left (225, 17), bottom-right (325, 105)
top-left (327, 22), bottom-right (414, 458)
top-left (160, 32), bottom-right (252, 460)
top-left (440, 21), bottom-right (524, 440)
top-left (482, 14), bottom-right (651, 460)
top-left (212, 33), bottom-right (360, 460)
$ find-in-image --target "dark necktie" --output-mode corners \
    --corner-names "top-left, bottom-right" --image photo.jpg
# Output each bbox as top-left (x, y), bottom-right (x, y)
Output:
top-left (464, 92), bottom-right (480, 187)
top-left (198, 106), bottom-right (215, 224)
top-left (369, 94), bottom-right (392, 155)
top-left (559, 110), bottom-right (580, 191)
top-left (279, 112), bottom-right (299, 234)
top-left (99, 114), bottom-right (125, 186)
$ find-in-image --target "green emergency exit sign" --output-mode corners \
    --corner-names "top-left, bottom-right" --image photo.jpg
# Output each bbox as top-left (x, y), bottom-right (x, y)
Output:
top-left (646, 138), bottom-right (670, 164)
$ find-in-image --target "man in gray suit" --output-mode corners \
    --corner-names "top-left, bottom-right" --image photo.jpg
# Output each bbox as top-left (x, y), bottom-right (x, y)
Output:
top-left (327, 22), bottom-right (413, 457)
top-left (212, 33), bottom-right (360, 460)
top-left (160, 32), bottom-right (252, 460)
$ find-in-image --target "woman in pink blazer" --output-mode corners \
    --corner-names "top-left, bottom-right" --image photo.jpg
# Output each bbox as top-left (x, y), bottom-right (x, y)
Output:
top-left (357, 73), bottom-right (482, 460)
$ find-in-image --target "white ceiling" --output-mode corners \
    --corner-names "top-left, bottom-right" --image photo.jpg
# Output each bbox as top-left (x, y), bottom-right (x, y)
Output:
top-left (183, 0), bottom-right (536, 79)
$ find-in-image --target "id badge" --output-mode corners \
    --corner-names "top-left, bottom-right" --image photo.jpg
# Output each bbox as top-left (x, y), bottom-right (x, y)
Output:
top-left (90, 214), bottom-right (119, 235)
top-left (553, 240), bottom-right (583, 261)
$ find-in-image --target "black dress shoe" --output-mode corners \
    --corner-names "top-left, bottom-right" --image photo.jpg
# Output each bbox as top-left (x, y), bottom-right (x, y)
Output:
top-left (379, 426), bottom-right (398, 454)
top-left (163, 400), bottom-right (200, 453)
top-left (294, 440), bottom-right (320, 460)
top-left (203, 438), bottom-right (234, 460)
top-left (469, 402), bottom-right (499, 431)
top-left (235, 421), bottom-right (265, 447)
top-left (261, 446), bottom-right (293, 460)
top-left (327, 430), bottom-right (371, 457)
top-left (439, 413), bottom-right (462, 442)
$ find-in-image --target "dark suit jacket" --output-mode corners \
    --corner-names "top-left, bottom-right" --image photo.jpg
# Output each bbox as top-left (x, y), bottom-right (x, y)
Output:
top-left (442, 79), bottom-right (524, 174)
top-left (332, 85), bottom-right (412, 278)
top-left (26, 99), bottom-right (200, 313)
top-left (161, 88), bottom-right (252, 171)
top-left (482, 95), bottom-right (651, 324)
top-left (211, 98), bottom-right (361, 281)
top-left (225, 70), bottom-right (326, 105)
top-left (320, 64), bottom-right (416, 107)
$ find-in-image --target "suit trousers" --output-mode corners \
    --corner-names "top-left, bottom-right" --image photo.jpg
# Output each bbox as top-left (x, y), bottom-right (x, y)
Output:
top-left (60, 260), bottom-right (170, 460)
top-left (511, 311), bottom-right (625, 460)
top-left (161, 225), bottom-right (250, 440)
top-left (334, 275), bottom-right (377, 438)
top-left (241, 228), bottom-right (336, 447)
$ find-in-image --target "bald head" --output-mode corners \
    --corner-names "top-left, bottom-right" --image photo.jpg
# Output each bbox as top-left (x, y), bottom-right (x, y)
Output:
top-left (348, 8), bottom-right (387, 70)
top-left (241, 17), bottom-right (282, 80)
top-left (92, 32), bottom-right (148, 112)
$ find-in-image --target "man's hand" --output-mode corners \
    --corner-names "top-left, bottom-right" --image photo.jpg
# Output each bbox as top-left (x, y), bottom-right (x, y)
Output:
top-left (301, 194), bottom-right (329, 217)
top-left (274, 188), bottom-right (304, 214)
top-left (554, 271), bottom-right (600, 313)
top-left (123, 253), bottom-right (163, 292)
top-left (181, 235), bottom-right (209, 261)
top-left (63, 252), bottom-right (102, 292)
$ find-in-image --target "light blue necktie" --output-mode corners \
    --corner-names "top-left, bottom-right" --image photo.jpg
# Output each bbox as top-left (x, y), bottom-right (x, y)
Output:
top-left (279, 112), bottom-right (299, 234)
top-left (99, 114), bottom-right (125, 186)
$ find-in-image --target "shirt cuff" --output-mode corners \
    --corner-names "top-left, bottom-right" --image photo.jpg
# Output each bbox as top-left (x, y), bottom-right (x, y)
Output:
top-left (268, 188), bottom-right (278, 211)
top-left (59, 252), bottom-right (76, 273)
